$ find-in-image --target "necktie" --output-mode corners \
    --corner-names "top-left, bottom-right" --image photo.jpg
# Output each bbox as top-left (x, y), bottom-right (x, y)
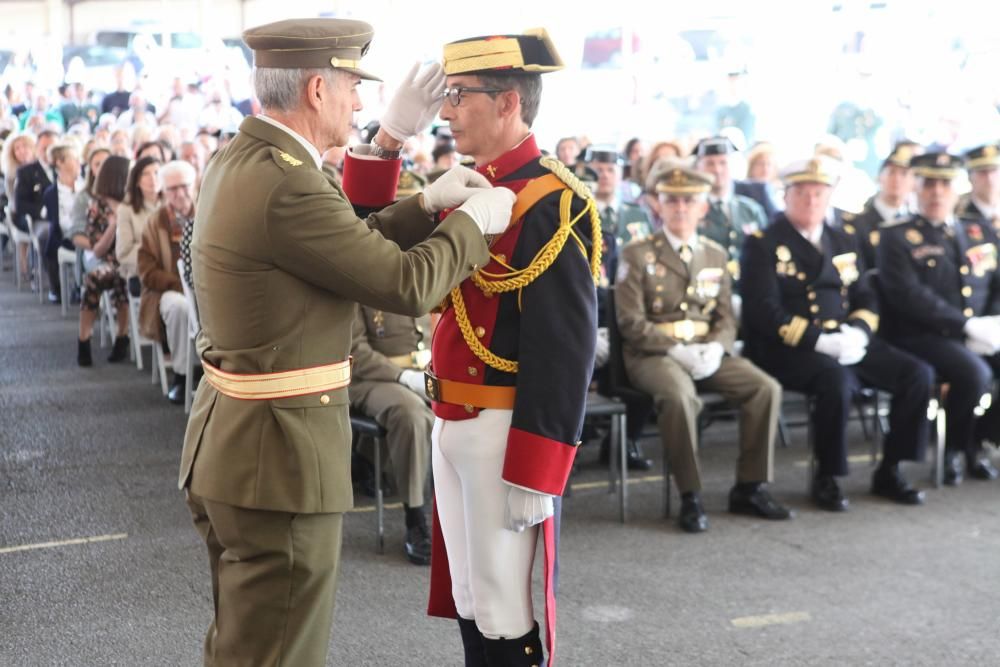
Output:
top-left (679, 244), bottom-right (693, 264)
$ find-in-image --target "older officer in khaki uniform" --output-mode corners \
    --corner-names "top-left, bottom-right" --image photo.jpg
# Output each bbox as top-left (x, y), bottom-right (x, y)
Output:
top-left (615, 166), bottom-right (790, 534)
top-left (179, 18), bottom-right (515, 667)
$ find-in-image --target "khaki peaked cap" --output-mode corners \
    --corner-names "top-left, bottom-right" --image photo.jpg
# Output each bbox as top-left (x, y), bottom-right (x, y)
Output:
top-left (243, 18), bottom-right (381, 81)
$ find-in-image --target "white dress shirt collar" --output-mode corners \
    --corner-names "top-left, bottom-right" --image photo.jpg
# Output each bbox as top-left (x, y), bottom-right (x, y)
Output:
top-left (971, 195), bottom-right (996, 220)
top-left (663, 228), bottom-right (698, 254)
top-left (873, 196), bottom-right (907, 222)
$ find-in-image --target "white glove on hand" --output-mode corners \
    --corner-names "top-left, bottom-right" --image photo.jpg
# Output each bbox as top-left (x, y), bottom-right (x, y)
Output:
top-left (837, 324), bottom-right (869, 365)
top-left (455, 187), bottom-right (516, 235)
top-left (966, 337), bottom-right (996, 356)
top-left (814, 332), bottom-right (846, 359)
top-left (398, 369), bottom-right (426, 396)
top-left (504, 484), bottom-right (555, 533)
top-left (668, 343), bottom-right (701, 376)
top-left (379, 62), bottom-right (446, 142)
top-left (965, 316), bottom-right (1000, 353)
top-left (593, 327), bottom-right (610, 369)
top-left (690, 341), bottom-right (725, 380)
top-left (420, 165), bottom-right (492, 214)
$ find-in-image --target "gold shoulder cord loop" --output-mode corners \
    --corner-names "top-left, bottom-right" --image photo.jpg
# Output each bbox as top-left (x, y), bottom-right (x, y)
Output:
top-left (449, 156), bottom-right (603, 373)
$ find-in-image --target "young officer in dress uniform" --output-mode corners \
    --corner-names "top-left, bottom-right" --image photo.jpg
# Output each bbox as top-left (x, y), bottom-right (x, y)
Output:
top-left (878, 151), bottom-right (1000, 485)
top-left (615, 166), bottom-right (790, 533)
top-left (427, 28), bottom-right (600, 667)
top-left (956, 143), bottom-right (1000, 227)
top-left (840, 140), bottom-right (922, 270)
top-left (741, 156), bottom-right (934, 511)
top-left (179, 18), bottom-right (516, 666)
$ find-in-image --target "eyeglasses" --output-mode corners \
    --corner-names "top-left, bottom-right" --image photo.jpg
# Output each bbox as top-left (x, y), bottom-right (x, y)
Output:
top-left (164, 183), bottom-right (194, 193)
top-left (441, 86), bottom-right (507, 107)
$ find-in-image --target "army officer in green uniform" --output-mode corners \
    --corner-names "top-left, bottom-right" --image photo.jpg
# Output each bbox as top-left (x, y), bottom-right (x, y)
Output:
top-left (615, 166), bottom-right (790, 534)
top-left (179, 18), bottom-right (516, 667)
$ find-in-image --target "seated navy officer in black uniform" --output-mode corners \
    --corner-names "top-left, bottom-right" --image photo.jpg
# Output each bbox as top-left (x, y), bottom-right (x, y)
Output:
top-left (878, 151), bottom-right (1000, 485)
top-left (742, 156), bottom-right (934, 510)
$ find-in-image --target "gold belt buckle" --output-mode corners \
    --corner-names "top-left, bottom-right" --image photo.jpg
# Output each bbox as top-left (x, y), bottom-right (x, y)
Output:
top-left (424, 370), bottom-right (441, 402)
top-left (674, 319), bottom-right (696, 342)
top-left (412, 349), bottom-right (432, 369)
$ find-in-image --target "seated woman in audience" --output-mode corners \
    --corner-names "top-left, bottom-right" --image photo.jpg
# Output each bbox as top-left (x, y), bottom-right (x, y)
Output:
top-left (41, 142), bottom-right (84, 301)
top-left (69, 146), bottom-right (110, 239)
top-left (1, 132), bottom-right (37, 280)
top-left (115, 156), bottom-right (161, 295)
top-left (72, 155), bottom-right (131, 367)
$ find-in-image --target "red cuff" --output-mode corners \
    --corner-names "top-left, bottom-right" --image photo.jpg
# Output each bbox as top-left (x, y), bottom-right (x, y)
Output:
top-left (342, 152), bottom-right (401, 207)
top-left (502, 427), bottom-right (578, 496)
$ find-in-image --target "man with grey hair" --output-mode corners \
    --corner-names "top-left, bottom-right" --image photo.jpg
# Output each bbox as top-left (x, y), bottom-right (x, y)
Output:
top-left (137, 159), bottom-right (197, 404)
top-left (179, 18), bottom-right (515, 666)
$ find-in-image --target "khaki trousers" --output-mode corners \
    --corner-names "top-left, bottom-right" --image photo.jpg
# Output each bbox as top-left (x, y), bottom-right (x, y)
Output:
top-left (627, 355), bottom-right (780, 494)
top-left (186, 491), bottom-right (343, 667)
top-left (349, 379), bottom-right (433, 508)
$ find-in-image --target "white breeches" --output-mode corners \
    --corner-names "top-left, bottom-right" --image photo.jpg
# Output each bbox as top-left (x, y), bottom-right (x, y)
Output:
top-left (432, 409), bottom-right (537, 639)
top-left (159, 290), bottom-right (189, 373)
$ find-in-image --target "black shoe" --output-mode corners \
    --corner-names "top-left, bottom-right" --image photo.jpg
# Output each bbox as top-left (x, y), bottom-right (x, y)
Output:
top-left (167, 374), bottom-right (186, 405)
top-left (678, 492), bottom-right (708, 533)
top-left (107, 335), bottom-right (130, 363)
top-left (482, 621), bottom-right (542, 667)
top-left (871, 464), bottom-right (925, 505)
top-left (457, 618), bottom-right (488, 667)
top-left (77, 338), bottom-right (92, 367)
top-left (943, 451), bottom-right (964, 486)
top-left (404, 506), bottom-right (431, 566)
top-left (811, 475), bottom-right (849, 512)
top-left (967, 457), bottom-right (999, 481)
top-left (598, 435), bottom-right (653, 471)
top-left (728, 482), bottom-right (793, 520)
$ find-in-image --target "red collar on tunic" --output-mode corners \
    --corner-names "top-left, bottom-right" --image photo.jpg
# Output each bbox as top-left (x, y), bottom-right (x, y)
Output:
top-left (475, 134), bottom-right (540, 186)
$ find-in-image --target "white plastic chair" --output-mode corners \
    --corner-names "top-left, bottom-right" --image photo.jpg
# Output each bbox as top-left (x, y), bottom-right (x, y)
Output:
top-left (127, 293), bottom-right (156, 371)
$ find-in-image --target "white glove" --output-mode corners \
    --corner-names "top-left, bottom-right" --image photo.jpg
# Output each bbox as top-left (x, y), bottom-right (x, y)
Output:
top-left (689, 341), bottom-right (725, 380)
top-left (964, 316), bottom-right (1000, 352)
top-left (454, 187), bottom-right (516, 235)
top-left (379, 62), bottom-right (446, 142)
top-left (667, 343), bottom-right (701, 376)
top-left (966, 337), bottom-right (996, 356)
top-left (593, 327), bottom-right (610, 369)
top-left (837, 324), bottom-right (869, 365)
top-left (420, 165), bottom-right (492, 214)
top-left (504, 484), bottom-right (554, 533)
top-left (398, 369), bottom-right (426, 396)
top-left (814, 332), bottom-right (846, 359)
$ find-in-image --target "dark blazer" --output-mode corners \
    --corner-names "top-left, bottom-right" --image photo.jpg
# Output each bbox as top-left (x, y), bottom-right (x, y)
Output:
top-left (741, 213), bottom-right (878, 368)
top-left (13, 160), bottom-right (51, 231)
top-left (735, 179), bottom-right (778, 222)
top-left (41, 183), bottom-right (76, 259)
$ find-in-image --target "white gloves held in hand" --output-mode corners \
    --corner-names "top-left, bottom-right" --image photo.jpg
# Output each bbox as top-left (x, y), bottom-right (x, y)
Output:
top-left (456, 187), bottom-right (516, 235)
top-left (815, 324), bottom-right (868, 366)
top-left (398, 369), bottom-right (426, 396)
top-left (964, 316), bottom-right (1000, 355)
top-left (420, 165), bottom-right (492, 214)
top-left (504, 484), bottom-right (554, 533)
top-left (668, 341), bottom-right (724, 380)
top-left (379, 62), bottom-right (446, 142)
top-left (593, 327), bottom-right (610, 369)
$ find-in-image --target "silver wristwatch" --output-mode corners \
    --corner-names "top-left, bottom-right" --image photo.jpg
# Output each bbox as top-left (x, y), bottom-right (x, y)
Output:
top-left (369, 140), bottom-right (401, 160)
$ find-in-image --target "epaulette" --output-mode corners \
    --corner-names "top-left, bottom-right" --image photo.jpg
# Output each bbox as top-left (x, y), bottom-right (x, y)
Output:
top-left (699, 235), bottom-right (727, 255)
top-left (270, 147), bottom-right (304, 172)
top-left (751, 229), bottom-right (764, 238)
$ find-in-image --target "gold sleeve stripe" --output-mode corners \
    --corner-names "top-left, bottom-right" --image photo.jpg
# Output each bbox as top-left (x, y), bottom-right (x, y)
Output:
top-left (778, 315), bottom-right (809, 347)
top-left (849, 309), bottom-right (879, 334)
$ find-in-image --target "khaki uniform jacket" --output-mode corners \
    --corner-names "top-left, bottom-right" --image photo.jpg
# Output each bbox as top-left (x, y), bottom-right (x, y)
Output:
top-left (350, 307), bottom-right (432, 384)
top-left (615, 232), bottom-right (736, 367)
top-left (178, 116), bottom-right (488, 514)
top-left (136, 205), bottom-right (182, 342)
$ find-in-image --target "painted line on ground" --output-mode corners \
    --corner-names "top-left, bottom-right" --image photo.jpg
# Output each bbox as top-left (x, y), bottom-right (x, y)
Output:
top-left (794, 454), bottom-right (876, 468)
top-left (731, 611), bottom-right (811, 628)
top-left (0, 532), bottom-right (128, 555)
